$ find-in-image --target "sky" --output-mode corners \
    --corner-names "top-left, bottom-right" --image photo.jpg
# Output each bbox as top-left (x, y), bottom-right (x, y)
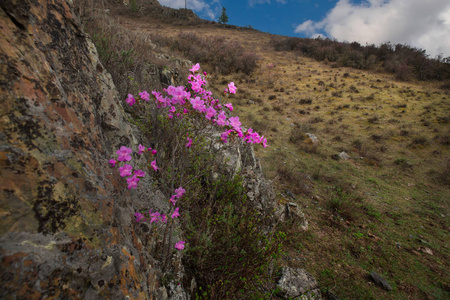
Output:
top-left (157, 0), bottom-right (450, 59)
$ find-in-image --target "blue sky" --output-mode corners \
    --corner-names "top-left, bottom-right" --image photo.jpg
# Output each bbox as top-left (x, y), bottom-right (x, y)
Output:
top-left (158, 0), bottom-right (450, 58)
top-left (223, 0), bottom-right (337, 38)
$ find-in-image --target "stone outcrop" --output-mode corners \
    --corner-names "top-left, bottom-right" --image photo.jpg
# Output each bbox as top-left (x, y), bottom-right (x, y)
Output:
top-left (0, 1), bottom-right (183, 298)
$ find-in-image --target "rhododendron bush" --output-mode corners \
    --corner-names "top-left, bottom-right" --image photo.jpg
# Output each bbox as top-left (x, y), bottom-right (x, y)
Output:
top-left (109, 64), bottom-right (285, 298)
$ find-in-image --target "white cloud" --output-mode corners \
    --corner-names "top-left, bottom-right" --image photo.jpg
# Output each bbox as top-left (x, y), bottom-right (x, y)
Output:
top-left (294, 0), bottom-right (450, 58)
top-left (158, 0), bottom-right (219, 19)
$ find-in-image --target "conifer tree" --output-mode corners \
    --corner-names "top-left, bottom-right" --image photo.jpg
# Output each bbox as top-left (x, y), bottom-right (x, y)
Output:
top-left (218, 7), bottom-right (228, 24)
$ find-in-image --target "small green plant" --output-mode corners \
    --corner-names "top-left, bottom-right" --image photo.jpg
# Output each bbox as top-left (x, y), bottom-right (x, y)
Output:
top-left (130, 0), bottom-right (138, 12)
top-left (326, 184), bottom-right (362, 222)
top-left (353, 231), bottom-right (364, 239)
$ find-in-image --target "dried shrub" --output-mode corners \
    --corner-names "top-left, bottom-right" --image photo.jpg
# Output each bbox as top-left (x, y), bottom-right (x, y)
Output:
top-left (299, 98), bottom-right (313, 104)
top-left (273, 105), bottom-right (283, 113)
top-left (171, 32), bottom-right (258, 75)
top-left (325, 183), bottom-right (363, 222)
top-left (394, 158), bottom-right (412, 169)
top-left (412, 137), bottom-right (427, 145)
top-left (368, 116), bottom-right (379, 123)
top-left (332, 91), bottom-right (343, 97)
top-left (76, 1), bottom-right (184, 99)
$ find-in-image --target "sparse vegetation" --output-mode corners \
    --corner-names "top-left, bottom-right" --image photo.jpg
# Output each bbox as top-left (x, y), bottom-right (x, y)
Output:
top-left (169, 32), bottom-right (258, 75)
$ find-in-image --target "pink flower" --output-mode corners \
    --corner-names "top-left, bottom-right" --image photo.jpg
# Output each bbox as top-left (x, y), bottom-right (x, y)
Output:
top-left (119, 164), bottom-right (133, 177)
top-left (126, 94), bottom-right (136, 106)
top-left (109, 159), bottom-right (116, 167)
top-left (127, 175), bottom-right (140, 189)
top-left (139, 91), bottom-right (150, 101)
top-left (224, 103), bottom-right (233, 111)
top-left (205, 107), bottom-right (216, 120)
top-left (228, 82), bottom-right (237, 94)
top-left (152, 91), bottom-right (168, 107)
top-left (174, 241), bottom-right (185, 250)
top-left (221, 130), bottom-right (231, 143)
top-left (151, 160), bottom-right (160, 171)
top-left (116, 146), bottom-right (132, 162)
top-left (170, 106), bottom-right (176, 113)
top-left (216, 110), bottom-right (227, 126)
top-left (138, 144), bottom-right (146, 154)
top-left (169, 195), bottom-right (177, 206)
top-left (135, 212), bottom-right (146, 222)
top-left (167, 86), bottom-right (188, 106)
top-left (262, 137), bottom-right (268, 148)
top-left (186, 137), bottom-right (193, 148)
top-left (190, 96), bottom-right (205, 112)
top-left (152, 149), bottom-right (158, 155)
top-left (150, 212), bottom-right (161, 223)
top-left (171, 207), bottom-right (180, 219)
top-left (134, 169), bottom-right (145, 177)
top-left (161, 214), bottom-right (168, 223)
top-left (189, 63), bottom-right (200, 73)
top-left (174, 187), bottom-right (186, 198)
top-left (228, 116), bottom-right (241, 130)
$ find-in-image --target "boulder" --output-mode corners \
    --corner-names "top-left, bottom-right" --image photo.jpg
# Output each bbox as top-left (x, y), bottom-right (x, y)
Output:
top-left (277, 267), bottom-right (322, 299)
top-left (305, 133), bottom-right (319, 145)
top-left (338, 152), bottom-right (351, 160)
top-left (370, 271), bottom-right (393, 291)
top-left (275, 202), bottom-right (309, 231)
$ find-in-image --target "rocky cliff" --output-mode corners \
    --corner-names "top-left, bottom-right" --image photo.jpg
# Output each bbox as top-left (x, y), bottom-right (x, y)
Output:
top-left (0, 0), bottom-right (181, 298)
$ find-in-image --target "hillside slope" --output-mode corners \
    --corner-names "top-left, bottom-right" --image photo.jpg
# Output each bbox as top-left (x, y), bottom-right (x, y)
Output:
top-left (86, 2), bottom-right (449, 299)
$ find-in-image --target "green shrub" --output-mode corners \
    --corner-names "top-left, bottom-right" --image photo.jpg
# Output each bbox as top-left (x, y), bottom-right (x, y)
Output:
top-left (131, 92), bottom-right (285, 298)
top-left (182, 175), bottom-right (285, 298)
top-left (130, 0), bottom-right (138, 12)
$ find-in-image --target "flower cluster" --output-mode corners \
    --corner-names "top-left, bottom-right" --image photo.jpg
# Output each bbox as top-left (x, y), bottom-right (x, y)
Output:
top-left (113, 64), bottom-right (271, 255)
top-left (169, 187), bottom-right (186, 206)
top-left (125, 63), bottom-right (268, 149)
top-left (109, 145), bottom-right (159, 189)
top-left (134, 210), bottom-right (168, 224)
top-left (110, 145), bottom-right (186, 251)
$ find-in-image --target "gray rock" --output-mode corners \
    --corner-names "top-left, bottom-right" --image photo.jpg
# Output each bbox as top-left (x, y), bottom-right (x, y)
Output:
top-left (338, 152), bottom-right (350, 160)
top-left (277, 267), bottom-right (322, 299)
top-left (370, 271), bottom-right (392, 291)
top-left (305, 133), bottom-right (319, 145)
top-left (285, 189), bottom-right (297, 200)
top-left (274, 202), bottom-right (308, 230)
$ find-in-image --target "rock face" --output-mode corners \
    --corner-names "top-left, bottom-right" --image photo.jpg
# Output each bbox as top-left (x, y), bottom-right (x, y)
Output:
top-left (0, 1), bottom-right (183, 298)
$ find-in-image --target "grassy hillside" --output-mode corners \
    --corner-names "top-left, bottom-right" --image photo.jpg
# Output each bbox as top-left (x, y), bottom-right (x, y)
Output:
top-left (78, 1), bottom-right (449, 298)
